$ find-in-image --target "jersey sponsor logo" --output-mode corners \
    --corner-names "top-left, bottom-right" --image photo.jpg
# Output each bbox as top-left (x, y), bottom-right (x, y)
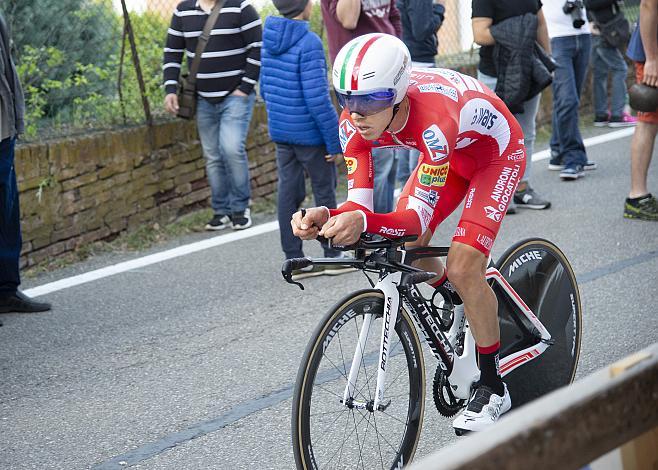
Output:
top-left (414, 187), bottom-right (438, 207)
top-left (458, 99), bottom-right (511, 156)
top-left (465, 187), bottom-right (476, 209)
top-left (344, 156), bottom-right (358, 175)
top-left (508, 250), bottom-right (543, 277)
top-left (339, 120), bottom-right (356, 153)
top-left (455, 137), bottom-right (477, 149)
top-left (434, 68), bottom-right (468, 95)
top-left (422, 125), bottom-right (449, 162)
top-left (407, 196), bottom-right (434, 231)
top-left (454, 226), bottom-right (466, 238)
top-left (347, 179), bottom-right (354, 190)
top-left (417, 83), bottom-right (458, 102)
top-left (484, 205), bottom-right (502, 222)
top-left (470, 106), bottom-right (499, 130)
top-left (476, 233), bottom-right (493, 250)
top-left (490, 163), bottom-right (521, 214)
top-left (417, 162), bottom-right (449, 187)
top-left (380, 226), bottom-right (406, 237)
top-left (508, 149), bottom-right (525, 162)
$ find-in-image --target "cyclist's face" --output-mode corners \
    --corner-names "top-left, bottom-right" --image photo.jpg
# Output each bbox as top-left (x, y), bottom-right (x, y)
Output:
top-left (350, 106), bottom-right (394, 140)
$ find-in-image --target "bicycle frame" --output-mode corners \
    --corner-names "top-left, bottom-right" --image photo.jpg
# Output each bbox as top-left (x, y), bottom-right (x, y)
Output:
top-left (342, 259), bottom-right (553, 409)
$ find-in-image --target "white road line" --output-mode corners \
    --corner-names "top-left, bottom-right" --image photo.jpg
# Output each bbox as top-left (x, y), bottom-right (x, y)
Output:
top-left (24, 128), bottom-right (636, 298)
top-left (24, 222), bottom-right (279, 297)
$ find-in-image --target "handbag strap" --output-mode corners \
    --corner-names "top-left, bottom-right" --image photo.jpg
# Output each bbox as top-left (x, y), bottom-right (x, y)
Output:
top-left (186, 0), bottom-right (226, 88)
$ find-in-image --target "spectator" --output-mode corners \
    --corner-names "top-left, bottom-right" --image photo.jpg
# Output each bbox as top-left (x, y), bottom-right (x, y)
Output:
top-left (587, 0), bottom-right (637, 127)
top-left (471, 0), bottom-right (553, 212)
top-left (261, 0), bottom-right (352, 278)
top-left (163, 0), bottom-right (262, 230)
top-left (0, 13), bottom-right (51, 318)
top-left (320, 0), bottom-right (403, 213)
top-left (544, 1), bottom-right (597, 180)
top-left (395, 0), bottom-right (446, 190)
top-left (624, 0), bottom-right (658, 221)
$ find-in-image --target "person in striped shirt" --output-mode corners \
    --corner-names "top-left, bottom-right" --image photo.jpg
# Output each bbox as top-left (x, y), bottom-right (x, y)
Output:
top-left (163, 0), bottom-right (262, 230)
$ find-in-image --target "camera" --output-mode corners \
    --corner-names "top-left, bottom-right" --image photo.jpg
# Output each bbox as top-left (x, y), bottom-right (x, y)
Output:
top-left (563, 0), bottom-right (585, 28)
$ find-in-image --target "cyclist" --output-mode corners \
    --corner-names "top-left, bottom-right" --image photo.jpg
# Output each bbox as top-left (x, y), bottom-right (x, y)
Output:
top-left (291, 33), bottom-right (526, 433)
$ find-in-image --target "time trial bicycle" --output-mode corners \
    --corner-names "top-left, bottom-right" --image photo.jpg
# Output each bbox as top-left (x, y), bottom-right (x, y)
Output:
top-left (282, 234), bottom-right (582, 470)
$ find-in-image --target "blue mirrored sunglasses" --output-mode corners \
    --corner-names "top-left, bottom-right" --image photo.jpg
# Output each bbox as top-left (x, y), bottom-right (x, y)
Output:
top-left (335, 89), bottom-right (397, 116)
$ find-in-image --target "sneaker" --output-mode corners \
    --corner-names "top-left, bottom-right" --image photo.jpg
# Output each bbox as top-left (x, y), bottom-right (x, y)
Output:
top-left (594, 114), bottom-right (609, 127)
top-left (205, 214), bottom-right (232, 231)
top-left (232, 208), bottom-right (252, 230)
top-left (323, 252), bottom-right (357, 276)
top-left (550, 161), bottom-right (597, 172)
top-left (453, 383), bottom-right (512, 434)
top-left (608, 112), bottom-right (637, 128)
top-left (514, 186), bottom-right (551, 209)
top-left (291, 264), bottom-right (326, 281)
top-left (560, 165), bottom-right (584, 180)
top-left (623, 194), bottom-right (658, 221)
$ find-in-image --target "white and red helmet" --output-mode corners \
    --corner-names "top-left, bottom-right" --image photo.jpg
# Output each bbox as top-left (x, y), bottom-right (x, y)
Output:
top-left (332, 34), bottom-right (412, 115)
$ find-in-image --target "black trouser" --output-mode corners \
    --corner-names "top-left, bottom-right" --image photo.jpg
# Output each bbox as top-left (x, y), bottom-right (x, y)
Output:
top-left (0, 136), bottom-right (20, 295)
top-left (275, 143), bottom-right (340, 259)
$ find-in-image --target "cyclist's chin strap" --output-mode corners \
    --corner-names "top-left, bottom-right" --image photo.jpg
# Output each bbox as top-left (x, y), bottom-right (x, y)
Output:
top-left (386, 103), bottom-right (402, 132)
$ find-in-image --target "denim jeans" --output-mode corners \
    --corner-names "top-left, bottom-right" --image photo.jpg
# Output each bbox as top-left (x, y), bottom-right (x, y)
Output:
top-left (549, 34), bottom-right (592, 168)
top-left (396, 148), bottom-right (420, 185)
top-left (591, 35), bottom-right (628, 118)
top-left (372, 147), bottom-right (398, 213)
top-left (275, 143), bottom-right (339, 259)
top-left (196, 93), bottom-right (255, 215)
top-left (478, 71), bottom-right (540, 183)
top-left (0, 137), bottom-right (20, 295)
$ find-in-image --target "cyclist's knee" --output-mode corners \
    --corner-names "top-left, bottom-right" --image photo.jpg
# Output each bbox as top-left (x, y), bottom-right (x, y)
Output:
top-left (446, 243), bottom-right (487, 291)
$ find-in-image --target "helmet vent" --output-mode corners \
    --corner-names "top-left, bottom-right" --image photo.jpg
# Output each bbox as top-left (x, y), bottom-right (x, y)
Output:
top-left (362, 71), bottom-right (376, 80)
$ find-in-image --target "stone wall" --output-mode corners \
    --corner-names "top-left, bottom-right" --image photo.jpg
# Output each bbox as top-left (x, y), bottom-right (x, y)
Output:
top-left (15, 104), bottom-right (275, 267)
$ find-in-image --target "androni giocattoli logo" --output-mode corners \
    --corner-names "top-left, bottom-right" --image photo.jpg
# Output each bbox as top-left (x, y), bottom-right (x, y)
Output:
top-left (417, 163), bottom-right (449, 187)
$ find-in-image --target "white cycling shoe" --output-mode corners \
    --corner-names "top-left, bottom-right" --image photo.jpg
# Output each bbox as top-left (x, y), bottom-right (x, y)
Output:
top-left (453, 382), bottom-right (511, 435)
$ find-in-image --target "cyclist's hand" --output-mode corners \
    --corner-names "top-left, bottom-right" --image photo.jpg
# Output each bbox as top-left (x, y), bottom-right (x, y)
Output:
top-left (164, 93), bottom-right (179, 115)
top-left (319, 211), bottom-right (364, 245)
top-left (291, 207), bottom-right (329, 240)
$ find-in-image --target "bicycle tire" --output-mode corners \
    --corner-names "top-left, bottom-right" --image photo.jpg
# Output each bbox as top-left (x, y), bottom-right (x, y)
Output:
top-left (292, 289), bottom-right (425, 470)
top-left (494, 238), bottom-right (583, 408)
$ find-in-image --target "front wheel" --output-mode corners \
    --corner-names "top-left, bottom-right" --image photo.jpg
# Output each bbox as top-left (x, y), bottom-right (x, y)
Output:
top-left (495, 238), bottom-right (583, 408)
top-left (292, 290), bottom-right (425, 470)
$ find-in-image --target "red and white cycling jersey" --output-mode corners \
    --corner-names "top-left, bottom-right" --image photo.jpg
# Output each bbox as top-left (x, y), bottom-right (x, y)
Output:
top-left (330, 68), bottom-right (527, 255)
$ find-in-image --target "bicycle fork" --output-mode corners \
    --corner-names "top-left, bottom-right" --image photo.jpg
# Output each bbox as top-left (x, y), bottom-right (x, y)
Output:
top-left (342, 271), bottom-right (402, 412)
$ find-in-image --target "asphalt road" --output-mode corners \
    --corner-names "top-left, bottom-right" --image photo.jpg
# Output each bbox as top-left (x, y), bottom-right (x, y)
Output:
top-left (1, 129), bottom-right (657, 470)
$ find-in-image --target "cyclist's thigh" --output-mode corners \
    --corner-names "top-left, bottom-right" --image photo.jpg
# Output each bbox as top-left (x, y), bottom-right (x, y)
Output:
top-left (452, 141), bottom-right (526, 256)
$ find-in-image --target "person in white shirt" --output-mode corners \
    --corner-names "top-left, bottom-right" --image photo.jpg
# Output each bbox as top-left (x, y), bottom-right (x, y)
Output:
top-left (543, 1), bottom-right (597, 181)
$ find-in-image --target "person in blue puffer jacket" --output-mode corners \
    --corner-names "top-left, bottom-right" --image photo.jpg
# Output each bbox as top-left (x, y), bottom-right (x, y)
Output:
top-left (261, 0), bottom-right (352, 279)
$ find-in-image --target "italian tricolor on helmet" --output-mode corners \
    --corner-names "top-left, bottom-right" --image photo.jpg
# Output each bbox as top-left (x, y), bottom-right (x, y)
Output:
top-left (333, 33), bottom-right (412, 116)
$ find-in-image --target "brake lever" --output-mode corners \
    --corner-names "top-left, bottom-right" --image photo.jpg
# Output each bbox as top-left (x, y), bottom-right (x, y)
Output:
top-left (281, 258), bottom-right (307, 290)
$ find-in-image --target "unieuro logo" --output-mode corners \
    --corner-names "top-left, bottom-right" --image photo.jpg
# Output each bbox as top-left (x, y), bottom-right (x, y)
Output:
top-left (417, 163), bottom-right (449, 187)
top-left (422, 124), bottom-right (449, 162)
top-left (345, 156), bottom-right (358, 175)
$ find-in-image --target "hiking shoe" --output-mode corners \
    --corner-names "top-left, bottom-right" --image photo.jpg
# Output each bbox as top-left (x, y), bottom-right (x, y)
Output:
top-left (608, 112), bottom-right (637, 128)
top-left (514, 186), bottom-right (551, 209)
top-left (453, 383), bottom-right (511, 435)
top-left (549, 160), bottom-right (597, 171)
top-left (560, 165), bottom-right (584, 180)
top-left (624, 194), bottom-right (658, 221)
top-left (323, 252), bottom-right (357, 276)
top-left (291, 264), bottom-right (326, 281)
top-left (594, 114), bottom-right (609, 127)
top-left (205, 214), bottom-right (232, 231)
top-left (232, 208), bottom-right (252, 230)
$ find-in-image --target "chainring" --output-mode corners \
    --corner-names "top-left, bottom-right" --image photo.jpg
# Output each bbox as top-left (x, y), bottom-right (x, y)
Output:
top-left (432, 366), bottom-right (466, 417)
